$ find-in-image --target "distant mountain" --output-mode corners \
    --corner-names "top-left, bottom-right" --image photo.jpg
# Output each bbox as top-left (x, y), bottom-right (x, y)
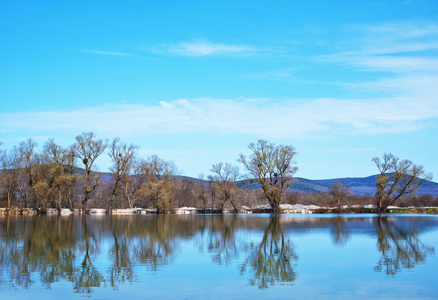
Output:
top-left (237, 174), bottom-right (438, 197)
top-left (238, 177), bottom-right (330, 194)
top-left (314, 175), bottom-right (438, 196)
top-left (92, 168), bottom-right (438, 197)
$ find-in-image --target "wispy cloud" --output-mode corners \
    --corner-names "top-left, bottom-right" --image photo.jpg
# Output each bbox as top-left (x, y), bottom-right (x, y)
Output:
top-left (1, 96), bottom-right (437, 139)
top-left (312, 20), bottom-right (438, 108)
top-left (81, 49), bottom-right (134, 56)
top-left (151, 41), bottom-right (258, 57)
top-left (321, 21), bottom-right (438, 70)
top-left (325, 55), bottom-right (438, 73)
top-left (249, 68), bottom-right (297, 80)
top-left (348, 21), bottom-right (438, 55)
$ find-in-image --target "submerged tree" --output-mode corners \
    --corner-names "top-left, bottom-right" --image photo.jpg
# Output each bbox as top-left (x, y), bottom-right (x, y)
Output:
top-left (108, 138), bottom-right (139, 211)
top-left (73, 132), bottom-right (107, 211)
top-left (0, 147), bottom-right (20, 208)
top-left (196, 174), bottom-right (209, 212)
top-left (137, 155), bottom-right (178, 213)
top-left (329, 180), bottom-right (350, 212)
top-left (206, 176), bottom-right (219, 212)
top-left (210, 162), bottom-right (240, 213)
top-left (239, 140), bottom-right (298, 213)
top-left (18, 138), bottom-right (47, 209)
top-left (42, 139), bottom-right (77, 211)
top-left (372, 153), bottom-right (432, 213)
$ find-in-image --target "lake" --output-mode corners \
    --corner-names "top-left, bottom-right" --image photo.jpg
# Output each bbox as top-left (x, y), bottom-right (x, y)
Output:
top-left (0, 214), bottom-right (437, 299)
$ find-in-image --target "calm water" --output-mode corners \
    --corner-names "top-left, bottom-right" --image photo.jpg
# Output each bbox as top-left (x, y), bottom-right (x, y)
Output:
top-left (0, 214), bottom-right (437, 299)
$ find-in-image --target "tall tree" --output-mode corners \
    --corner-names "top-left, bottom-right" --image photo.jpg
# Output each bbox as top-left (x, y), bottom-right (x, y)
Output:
top-left (62, 146), bottom-right (78, 209)
top-left (210, 162), bottom-right (240, 213)
top-left (18, 138), bottom-right (44, 209)
top-left (73, 132), bottom-right (107, 211)
top-left (0, 147), bottom-right (20, 208)
top-left (196, 174), bottom-right (209, 212)
top-left (137, 155), bottom-right (178, 213)
top-left (373, 153), bottom-right (432, 213)
top-left (108, 138), bottom-right (139, 211)
top-left (239, 140), bottom-right (298, 213)
top-left (206, 175), bottom-right (219, 212)
top-left (43, 139), bottom-right (77, 210)
top-left (329, 180), bottom-right (350, 211)
top-left (122, 158), bottom-right (145, 209)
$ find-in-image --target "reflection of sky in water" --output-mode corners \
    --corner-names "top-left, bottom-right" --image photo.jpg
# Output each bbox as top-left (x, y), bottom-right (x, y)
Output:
top-left (0, 214), bottom-right (437, 299)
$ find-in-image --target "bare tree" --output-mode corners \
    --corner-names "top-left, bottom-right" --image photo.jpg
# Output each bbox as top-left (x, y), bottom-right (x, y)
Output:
top-left (372, 153), bottom-right (432, 213)
top-left (207, 175), bottom-right (218, 212)
top-left (0, 147), bottom-right (20, 208)
top-left (210, 162), bottom-right (240, 213)
top-left (196, 174), bottom-right (209, 212)
top-left (62, 146), bottom-right (78, 209)
top-left (329, 180), bottom-right (350, 211)
top-left (108, 138), bottom-right (139, 211)
top-left (73, 132), bottom-right (107, 211)
top-left (43, 139), bottom-right (77, 211)
top-left (122, 158), bottom-right (145, 209)
top-left (239, 140), bottom-right (298, 213)
top-left (137, 155), bottom-right (178, 213)
top-left (18, 138), bottom-right (46, 209)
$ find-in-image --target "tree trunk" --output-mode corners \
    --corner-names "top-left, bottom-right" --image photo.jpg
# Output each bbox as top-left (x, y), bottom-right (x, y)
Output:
top-left (82, 192), bottom-right (89, 213)
top-left (58, 189), bottom-right (62, 212)
top-left (230, 199), bottom-right (240, 213)
top-left (219, 203), bottom-right (224, 214)
top-left (109, 193), bottom-right (115, 215)
top-left (271, 200), bottom-right (281, 214)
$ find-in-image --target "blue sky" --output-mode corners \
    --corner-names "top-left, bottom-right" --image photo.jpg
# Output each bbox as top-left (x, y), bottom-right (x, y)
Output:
top-left (1, 0), bottom-right (437, 180)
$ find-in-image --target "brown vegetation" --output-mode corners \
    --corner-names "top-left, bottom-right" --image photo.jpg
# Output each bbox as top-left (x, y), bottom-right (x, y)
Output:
top-left (0, 135), bottom-right (435, 213)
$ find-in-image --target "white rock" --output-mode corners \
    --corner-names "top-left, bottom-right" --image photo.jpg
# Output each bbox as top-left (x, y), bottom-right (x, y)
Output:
top-left (60, 209), bottom-right (73, 215)
top-left (46, 208), bottom-right (59, 215)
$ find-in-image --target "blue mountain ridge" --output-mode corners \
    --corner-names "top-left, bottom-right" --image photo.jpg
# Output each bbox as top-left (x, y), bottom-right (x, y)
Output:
top-left (97, 171), bottom-right (438, 197)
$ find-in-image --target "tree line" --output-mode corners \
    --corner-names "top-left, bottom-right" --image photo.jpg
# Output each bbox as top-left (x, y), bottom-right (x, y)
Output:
top-left (0, 133), bottom-right (434, 213)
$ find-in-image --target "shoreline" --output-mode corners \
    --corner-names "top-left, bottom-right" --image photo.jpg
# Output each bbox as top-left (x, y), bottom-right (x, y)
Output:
top-left (1, 204), bottom-right (438, 216)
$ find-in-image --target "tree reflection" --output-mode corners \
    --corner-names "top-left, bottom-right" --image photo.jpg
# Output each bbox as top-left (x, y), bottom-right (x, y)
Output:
top-left (330, 216), bottom-right (350, 247)
top-left (0, 216), bottom-right (78, 289)
top-left (207, 214), bottom-right (238, 265)
top-left (374, 216), bottom-right (435, 276)
top-left (1, 214), bottom-right (436, 294)
top-left (72, 216), bottom-right (104, 293)
top-left (108, 216), bottom-right (134, 289)
top-left (135, 215), bottom-right (176, 271)
top-left (240, 215), bottom-right (297, 289)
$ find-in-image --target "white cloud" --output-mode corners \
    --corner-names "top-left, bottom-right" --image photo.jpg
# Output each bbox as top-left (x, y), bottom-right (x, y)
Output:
top-left (351, 21), bottom-right (438, 55)
top-left (152, 41), bottom-right (257, 57)
top-left (249, 67), bottom-right (297, 80)
top-left (322, 52), bottom-right (438, 75)
top-left (321, 20), bottom-right (438, 68)
top-left (313, 20), bottom-right (438, 109)
top-left (81, 49), bottom-right (133, 56)
top-left (0, 97), bottom-right (437, 139)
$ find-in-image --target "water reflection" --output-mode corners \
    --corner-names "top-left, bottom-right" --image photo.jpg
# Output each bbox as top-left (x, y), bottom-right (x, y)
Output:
top-left (330, 216), bottom-right (350, 247)
top-left (373, 216), bottom-right (435, 276)
top-left (74, 216), bottom-right (103, 293)
top-left (206, 214), bottom-right (238, 265)
top-left (240, 215), bottom-right (297, 289)
top-left (0, 214), bottom-right (436, 294)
